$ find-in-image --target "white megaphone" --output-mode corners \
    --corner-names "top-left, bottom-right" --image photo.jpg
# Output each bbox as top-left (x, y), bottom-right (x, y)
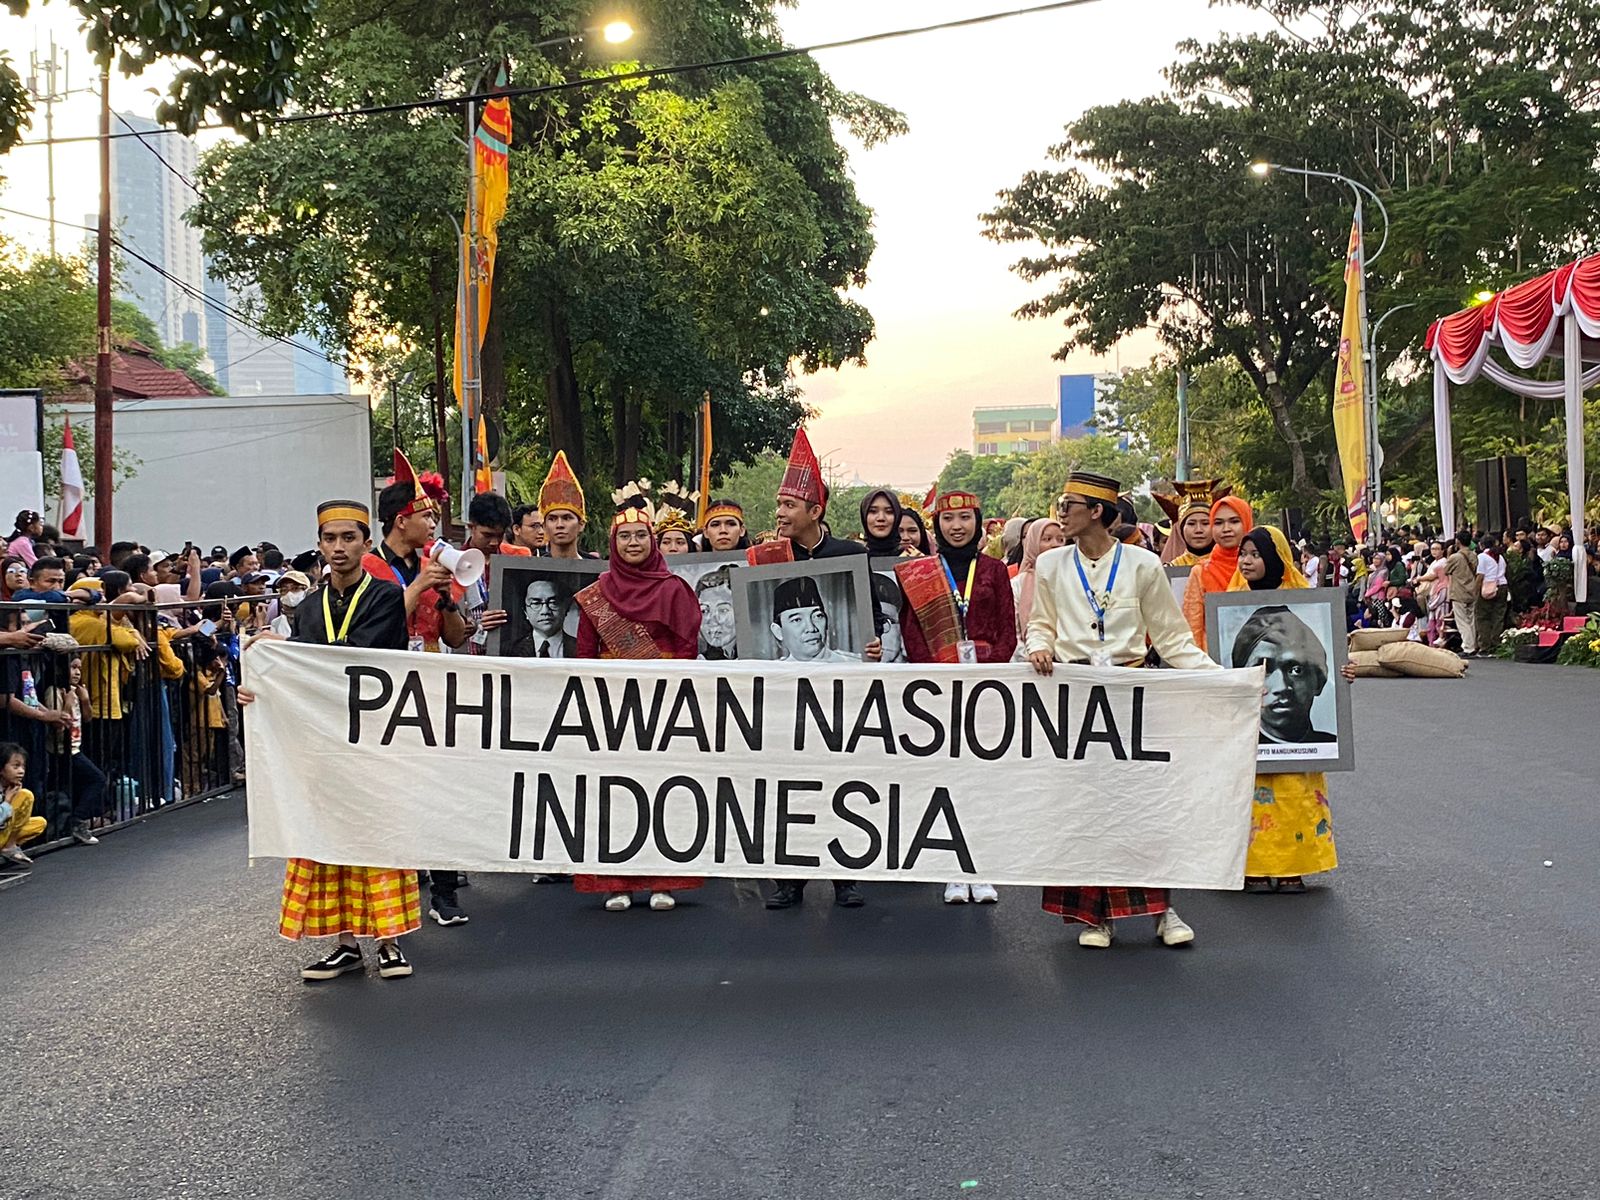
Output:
top-left (426, 540), bottom-right (486, 588)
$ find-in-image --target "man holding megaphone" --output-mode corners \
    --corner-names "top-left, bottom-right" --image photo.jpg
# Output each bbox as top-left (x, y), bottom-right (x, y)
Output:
top-left (362, 451), bottom-right (469, 655)
top-left (362, 452), bottom-right (474, 929)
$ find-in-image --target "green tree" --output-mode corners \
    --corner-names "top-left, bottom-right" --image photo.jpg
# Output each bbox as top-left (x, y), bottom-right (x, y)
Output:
top-left (0, 238), bottom-right (219, 395)
top-left (983, 0), bottom-right (1600, 521)
top-left (1, 0), bottom-right (321, 151)
top-left (996, 436), bottom-right (1158, 520)
top-left (935, 450), bottom-right (1029, 514)
top-left (189, 0), bottom-right (903, 502)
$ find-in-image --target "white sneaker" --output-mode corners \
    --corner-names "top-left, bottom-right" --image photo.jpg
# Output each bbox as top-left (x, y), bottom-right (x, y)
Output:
top-left (649, 891), bottom-right (676, 911)
top-left (970, 883), bottom-right (999, 904)
top-left (1157, 909), bottom-right (1195, 946)
top-left (942, 882), bottom-right (971, 904)
top-left (604, 892), bottom-right (632, 912)
top-left (1078, 921), bottom-right (1113, 948)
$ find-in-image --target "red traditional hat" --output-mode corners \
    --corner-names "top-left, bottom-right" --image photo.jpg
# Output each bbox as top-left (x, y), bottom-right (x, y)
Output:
top-left (777, 428), bottom-right (825, 508)
top-left (391, 449), bottom-right (440, 519)
top-left (934, 491), bottom-right (980, 514)
top-left (539, 450), bottom-right (586, 521)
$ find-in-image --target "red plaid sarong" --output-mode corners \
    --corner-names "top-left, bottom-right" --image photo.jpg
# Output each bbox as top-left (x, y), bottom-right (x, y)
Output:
top-left (1041, 886), bottom-right (1169, 926)
top-left (278, 859), bottom-right (422, 940)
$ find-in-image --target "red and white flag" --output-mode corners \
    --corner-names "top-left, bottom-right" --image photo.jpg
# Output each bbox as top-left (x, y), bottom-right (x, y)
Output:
top-left (59, 417), bottom-right (84, 536)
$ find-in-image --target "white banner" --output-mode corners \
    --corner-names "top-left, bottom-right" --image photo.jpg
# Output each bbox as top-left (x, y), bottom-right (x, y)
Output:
top-left (243, 641), bottom-right (1264, 888)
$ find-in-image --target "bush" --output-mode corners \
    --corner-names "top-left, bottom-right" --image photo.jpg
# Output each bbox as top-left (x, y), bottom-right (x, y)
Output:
top-left (1555, 617), bottom-right (1600, 667)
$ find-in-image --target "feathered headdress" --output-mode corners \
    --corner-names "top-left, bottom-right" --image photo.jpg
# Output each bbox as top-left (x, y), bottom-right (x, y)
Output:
top-left (611, 479), bottom-right (657, 529)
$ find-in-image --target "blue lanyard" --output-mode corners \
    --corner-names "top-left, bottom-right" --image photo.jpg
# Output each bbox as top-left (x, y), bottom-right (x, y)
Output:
top-left (1072, 543), bottom-right (1122, 642)
top-left (941, 556), bottom-right (978, 636)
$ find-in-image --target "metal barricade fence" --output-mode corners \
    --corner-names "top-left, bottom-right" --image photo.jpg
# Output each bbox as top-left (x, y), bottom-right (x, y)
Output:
top-left (1, 595), bottom-right (261, 854)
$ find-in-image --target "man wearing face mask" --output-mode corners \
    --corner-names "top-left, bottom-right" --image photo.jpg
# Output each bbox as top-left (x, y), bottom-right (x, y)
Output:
top-left (269, 571), bottom-right (313, 637)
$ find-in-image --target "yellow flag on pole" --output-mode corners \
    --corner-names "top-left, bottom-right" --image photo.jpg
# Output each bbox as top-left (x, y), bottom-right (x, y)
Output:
top-left (1332, 216), bottom-right (1369, 542)
top-left (453, 67), bottom-right (512, 414)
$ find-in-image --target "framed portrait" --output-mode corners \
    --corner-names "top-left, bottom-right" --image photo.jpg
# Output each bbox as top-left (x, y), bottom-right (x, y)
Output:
top-left (666, 550), bottom-right (747, 661)
top-left (1204, 588), bottom-right (1354, 773)
top-left (869, 554), bottom-right (910, 664)
top-left (1164, 564), bottom-right (1191, 610)
top-left (732, 557), bottom-right (875, 663)
top-left (489, 556), bottom-right (606, 658)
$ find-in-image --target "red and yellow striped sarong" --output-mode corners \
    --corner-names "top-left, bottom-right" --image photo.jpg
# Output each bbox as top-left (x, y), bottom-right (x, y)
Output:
top-left (278, 859), bottom-right (421, 941)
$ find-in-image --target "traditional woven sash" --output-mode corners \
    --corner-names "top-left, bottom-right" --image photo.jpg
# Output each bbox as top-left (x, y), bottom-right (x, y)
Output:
top-left (894, 555), bottom-right (964, 664)
top-left (575, 581), bottom-right (668, 660)
top-left (746, 538), bottom-right (795, 566)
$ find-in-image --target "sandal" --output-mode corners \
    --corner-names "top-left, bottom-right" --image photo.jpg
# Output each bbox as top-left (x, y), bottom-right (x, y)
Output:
top-left (1275, 877), bottom-right (1307, 894)
top-left (1243, 876), bottom-right (1276, 894)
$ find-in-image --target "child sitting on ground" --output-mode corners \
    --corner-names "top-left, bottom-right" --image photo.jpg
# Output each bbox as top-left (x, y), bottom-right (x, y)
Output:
top-left (1, 741), bottom-right (46, 868)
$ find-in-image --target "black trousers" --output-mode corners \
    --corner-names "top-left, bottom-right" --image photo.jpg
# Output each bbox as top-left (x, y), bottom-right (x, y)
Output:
top-left (429, 869), bottom-right (461, 899)
top-left (69, 752), bottom-right (108, 821)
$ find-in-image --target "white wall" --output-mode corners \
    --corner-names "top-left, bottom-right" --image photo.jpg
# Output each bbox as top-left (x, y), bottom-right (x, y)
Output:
top-left (55, 393), bottom-right (372, 555)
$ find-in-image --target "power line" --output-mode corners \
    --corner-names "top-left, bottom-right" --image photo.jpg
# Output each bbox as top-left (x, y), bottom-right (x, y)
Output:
top-left (112, 110), bottom-right (203, 197)
top-left (10, 0), bottom-right (1108, 147)
top-left (0, 204), bottom-right (348, 374)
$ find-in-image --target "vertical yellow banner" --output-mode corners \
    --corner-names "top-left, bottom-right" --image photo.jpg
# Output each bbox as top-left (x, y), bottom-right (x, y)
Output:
top-left (1332, 217), bottom-right (1369, 542)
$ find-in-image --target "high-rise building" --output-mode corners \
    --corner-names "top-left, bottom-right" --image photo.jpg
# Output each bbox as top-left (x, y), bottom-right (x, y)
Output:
top-left (112, 113), bottom-right (347, 397)
top-left (111, 112), bottom-right (207, 355)
top-left (1058, 374), bottom-right (1099, 439)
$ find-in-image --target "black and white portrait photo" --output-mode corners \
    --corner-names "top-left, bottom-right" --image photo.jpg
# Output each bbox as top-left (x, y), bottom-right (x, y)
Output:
top-left (691, 563), bottom-right (740, 661)
top-left (490, 558), bottom-right (606, 658)
top-left (1204, 588), bottom-right (1354, 772)
top-left (732, 558), bottom-right (875, 663)
top-left (869, 560), bottom-right (908, 664)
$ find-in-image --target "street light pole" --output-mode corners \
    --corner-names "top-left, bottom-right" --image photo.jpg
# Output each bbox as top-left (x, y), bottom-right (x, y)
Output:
top-left (1252, 161), bottom-right (1392, 544)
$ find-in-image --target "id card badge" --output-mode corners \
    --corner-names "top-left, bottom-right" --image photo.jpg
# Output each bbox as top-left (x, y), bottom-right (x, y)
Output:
top-left (408, 635), bottom-right (426, 654)
top-left (1088, 648), bottom-right (1113, 668)
top-left (956, 639), bottom-right (978, 664)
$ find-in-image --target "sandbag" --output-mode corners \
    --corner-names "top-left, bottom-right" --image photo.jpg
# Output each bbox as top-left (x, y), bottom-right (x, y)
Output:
top-left (1349, 649), bottom-right (1402, 678)
top-left (1377, 640), bottom-right (1468, 678)
top-left (1348, 626), bottom-right (1410, 652)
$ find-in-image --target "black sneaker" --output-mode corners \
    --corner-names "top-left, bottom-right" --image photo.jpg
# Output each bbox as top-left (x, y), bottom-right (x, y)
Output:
top-left (428, 894), bottom-right (470, 926)
top-left (766, 882), bottom-right (805, 909)
top-left (530, 873), bottom-right (566, 885)
top-left (301, 943), bottom-right (364, 981)
top-left (376, 943), bottom-right (412, 979)
top-left (70, 820), bottom-right (100, 846)
top-left (457, 873), bottom-right (471, 888)
top-left (833, 882), bottom-right (865, 908)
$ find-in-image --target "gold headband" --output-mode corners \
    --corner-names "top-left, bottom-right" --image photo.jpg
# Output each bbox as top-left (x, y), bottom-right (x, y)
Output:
top-left (318, 505), bottom-right (371, 528)
top-left (1067, 482), bottom-right (1119, 505)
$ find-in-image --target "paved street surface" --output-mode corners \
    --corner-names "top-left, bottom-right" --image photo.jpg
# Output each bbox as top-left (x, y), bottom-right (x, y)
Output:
top-left (6, 658), bottom-right (1597, 1198)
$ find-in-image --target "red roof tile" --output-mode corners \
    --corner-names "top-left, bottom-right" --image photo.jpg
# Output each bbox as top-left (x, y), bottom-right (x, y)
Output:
top-left (64, 343), bottom-right (214, 399)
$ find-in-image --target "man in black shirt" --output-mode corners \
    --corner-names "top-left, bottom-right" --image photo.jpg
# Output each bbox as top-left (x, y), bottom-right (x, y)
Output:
top-left (241, 499), bottom-right (419, 982)
top-left (766, 428), bottom-right (875, 910)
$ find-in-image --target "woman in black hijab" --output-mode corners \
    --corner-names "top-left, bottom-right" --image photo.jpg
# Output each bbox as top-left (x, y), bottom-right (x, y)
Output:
top-left (899, 509), bottom-right (933, 556)
top-left (859, 489), bottom-right (908, 557)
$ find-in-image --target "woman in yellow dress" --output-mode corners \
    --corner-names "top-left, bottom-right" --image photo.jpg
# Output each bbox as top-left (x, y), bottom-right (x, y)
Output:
top-left (1227, 525), bottom-right (1354, 893)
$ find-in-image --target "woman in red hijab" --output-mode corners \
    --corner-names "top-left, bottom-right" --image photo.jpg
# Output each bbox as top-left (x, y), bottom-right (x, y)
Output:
top-left (572, 499), bottom-right (704, 911)
top-left (1181, 495), bottom-right (1253, 650)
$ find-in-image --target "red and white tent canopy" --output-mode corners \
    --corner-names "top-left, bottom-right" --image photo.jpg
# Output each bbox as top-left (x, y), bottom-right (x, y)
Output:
top-left (1425, 252), bottom-right (1600, 601)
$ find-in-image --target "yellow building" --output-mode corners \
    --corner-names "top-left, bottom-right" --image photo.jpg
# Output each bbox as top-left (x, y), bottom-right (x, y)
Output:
top-left (972, 405), bottom-right (1056, 456)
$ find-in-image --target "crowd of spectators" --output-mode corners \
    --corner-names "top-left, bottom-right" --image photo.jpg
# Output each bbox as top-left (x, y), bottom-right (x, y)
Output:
top-left (0, 509), bottom-right (332, 880)
top-left (1288, 520), bottom-right (1599, 654)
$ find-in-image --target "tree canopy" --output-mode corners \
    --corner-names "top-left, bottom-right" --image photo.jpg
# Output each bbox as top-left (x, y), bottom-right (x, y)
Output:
top-left (0, 0), bottom-right (321, 151)
top-left (983, 0), bottom-right (1600, 526)
top-left (188, 0), bottom-right (903, 514)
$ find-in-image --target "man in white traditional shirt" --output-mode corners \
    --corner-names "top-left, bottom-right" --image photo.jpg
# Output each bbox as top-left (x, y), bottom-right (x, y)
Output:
top-left (1026, 470), bottom-right (1218, 950)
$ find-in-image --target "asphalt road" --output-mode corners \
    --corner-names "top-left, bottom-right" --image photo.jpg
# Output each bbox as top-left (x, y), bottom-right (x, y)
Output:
top-left (6, 658), bottom-right (1596, 1199)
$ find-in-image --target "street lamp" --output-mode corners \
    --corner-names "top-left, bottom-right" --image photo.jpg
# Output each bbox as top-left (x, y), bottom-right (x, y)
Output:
top-left (1252, 159), bottom-right (1392, 543)
top-left (602, 21), bottom-right (635, 44)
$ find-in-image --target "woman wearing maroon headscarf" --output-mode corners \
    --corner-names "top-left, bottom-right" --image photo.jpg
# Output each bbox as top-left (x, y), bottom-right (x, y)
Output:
top-left (572, 499), bottom-right (704, 911)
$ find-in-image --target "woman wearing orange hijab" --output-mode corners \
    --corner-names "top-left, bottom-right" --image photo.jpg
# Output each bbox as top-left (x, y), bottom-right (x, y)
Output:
top-left (1182, 496), bottom-right (1253, 649)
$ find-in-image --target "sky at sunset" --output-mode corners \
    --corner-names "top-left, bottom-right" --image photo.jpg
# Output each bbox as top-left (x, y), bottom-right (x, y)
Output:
top-left (0, 1), bottom-right (1268, 486)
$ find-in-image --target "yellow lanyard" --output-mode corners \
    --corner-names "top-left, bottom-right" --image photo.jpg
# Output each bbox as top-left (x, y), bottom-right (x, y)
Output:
top-left (322, 574), bottom-right (372, 644)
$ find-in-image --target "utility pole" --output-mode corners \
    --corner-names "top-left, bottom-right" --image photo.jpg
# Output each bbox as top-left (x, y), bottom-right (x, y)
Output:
top-left (94, 54), bottom-right (114, 554)
top-left (1174, 368), bottom-right (1191, 482)
top-left (27, 38), bottom-right (69, 256)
